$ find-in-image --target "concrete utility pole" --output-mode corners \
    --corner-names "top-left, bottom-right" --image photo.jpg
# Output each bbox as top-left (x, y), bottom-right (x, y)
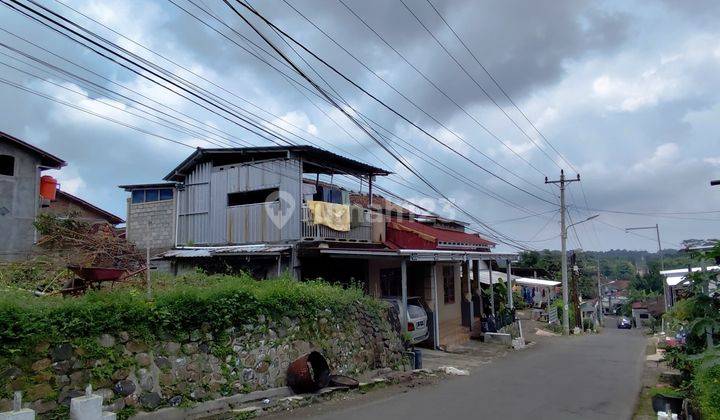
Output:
top-left (506, 259), bottom-right (513, 310)
top-left (597, 256), bottom-right (603, 325)
top-left (570, 251), bottom-right (581, 329)
top-left (146, 220), bottom-right (152, 300)
top-left (488, 260), bottom-right (495, 317)
top-left (545, 170), bottom-right (581, 336)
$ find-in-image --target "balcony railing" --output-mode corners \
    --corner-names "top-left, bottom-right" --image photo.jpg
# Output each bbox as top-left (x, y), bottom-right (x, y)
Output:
top-left (301, 205), bottom-right (373, 242)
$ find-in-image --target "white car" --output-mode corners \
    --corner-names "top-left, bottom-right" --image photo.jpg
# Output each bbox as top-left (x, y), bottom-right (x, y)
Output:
top-left (383, 297), bottom-right (430, 345)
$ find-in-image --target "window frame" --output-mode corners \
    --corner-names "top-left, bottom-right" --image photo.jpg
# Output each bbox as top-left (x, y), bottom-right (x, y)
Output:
top-left (131, 188), bottom-right (174, 204)
top-left (227, 187), bottom-right (280, 207)
top-left (0, 154), bottom-right (15, 177)
top-left (159, 188), bottom-right (173, 201)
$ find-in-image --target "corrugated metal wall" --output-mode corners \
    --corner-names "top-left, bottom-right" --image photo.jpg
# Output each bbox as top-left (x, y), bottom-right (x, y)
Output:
top-left (177, 161), bottom-right (211, 245)
top-left (177, 159), bottom-right (301, 245)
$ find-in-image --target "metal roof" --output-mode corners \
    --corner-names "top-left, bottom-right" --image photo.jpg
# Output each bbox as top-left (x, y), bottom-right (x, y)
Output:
top-left (164, 146), bottom-right (391, 181)
top-left (661, 266), bottom-right (720, 287)
top-left (118, 182), bottom-right (180, 191)
top-left (1, 131), bottom-right (66, 169)
top-left (473, 270), bottom-right (517, 285)
top-left (660, 266), bottom-right (720, 275)
top-left (514, 277), bottom-right (561, 287)
top-left (158, 244), bottom-right (291, 258)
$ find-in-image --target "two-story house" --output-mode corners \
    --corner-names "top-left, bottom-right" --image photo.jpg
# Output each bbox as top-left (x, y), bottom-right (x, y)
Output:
top-left (0, 132), bottom-right (66, 261)
top-left (121, 145), bottom-right (519, 348)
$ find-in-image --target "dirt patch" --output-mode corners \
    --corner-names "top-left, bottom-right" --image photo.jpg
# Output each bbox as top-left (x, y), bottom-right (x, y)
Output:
top-left (633, 337), bottom-right (667, 420)
top-left (264, 370), bottom-right (445, 419)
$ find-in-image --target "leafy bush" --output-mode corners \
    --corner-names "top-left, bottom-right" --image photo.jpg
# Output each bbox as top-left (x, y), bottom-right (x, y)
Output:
top-left (693, 364), bottom-right (720, 420)
top-left (551, 299), bottom-right (576, 327)
top-left (0, 273), bottom-right (383, 359)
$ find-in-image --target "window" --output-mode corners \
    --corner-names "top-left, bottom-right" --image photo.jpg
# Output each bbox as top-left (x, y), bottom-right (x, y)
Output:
top-left (228, 188), bottom-right (279, 206)
top-left (145, 189), bottom-right (159, 202)
top-left (380, 268), bottom-right (401, 297)
top-left (159, 188), bottom-right (173, 200)
top-left (131, 188), bottom-right (174, 204)
top-left (131, 190), bottom-right (145, 204)
top-left (0, 155), bottom-right (14, 176)
top-left (443, 265), bottom-right (455, 304)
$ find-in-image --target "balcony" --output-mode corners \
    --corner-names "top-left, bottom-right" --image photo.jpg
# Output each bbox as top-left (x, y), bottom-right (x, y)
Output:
top-left (301, 205), bottom-right (373, 243)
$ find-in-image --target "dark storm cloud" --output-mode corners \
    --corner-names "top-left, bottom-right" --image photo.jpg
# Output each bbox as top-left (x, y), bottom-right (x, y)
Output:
top-left (0, 0), bottom-right (718, 251)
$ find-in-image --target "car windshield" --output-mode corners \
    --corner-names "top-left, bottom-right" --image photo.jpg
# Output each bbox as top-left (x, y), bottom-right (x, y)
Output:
top-left (407, 305), bottom-right (425, 318)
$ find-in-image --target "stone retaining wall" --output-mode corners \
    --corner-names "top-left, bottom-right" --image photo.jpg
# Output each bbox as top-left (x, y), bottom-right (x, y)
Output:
top-left (0, 305), bottom-right (404, 418)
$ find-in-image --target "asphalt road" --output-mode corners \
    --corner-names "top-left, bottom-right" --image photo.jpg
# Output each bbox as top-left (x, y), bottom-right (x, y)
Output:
top-left (276, 322), bottom-right (647, 420)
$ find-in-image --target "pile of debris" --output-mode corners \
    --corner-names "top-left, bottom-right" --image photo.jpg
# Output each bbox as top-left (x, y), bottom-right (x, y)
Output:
top-left (0, 214), bottom-right (145, 294)
top-left (34, 213), bottom-right (143, 270)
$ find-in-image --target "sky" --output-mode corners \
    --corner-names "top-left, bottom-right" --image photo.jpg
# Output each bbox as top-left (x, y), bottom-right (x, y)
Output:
top-left (0, 0), bottom-right (719, 252)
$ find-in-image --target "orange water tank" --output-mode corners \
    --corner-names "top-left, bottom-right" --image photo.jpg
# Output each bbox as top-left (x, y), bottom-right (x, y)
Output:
top-left (40, 175), bottom-right (58, 200)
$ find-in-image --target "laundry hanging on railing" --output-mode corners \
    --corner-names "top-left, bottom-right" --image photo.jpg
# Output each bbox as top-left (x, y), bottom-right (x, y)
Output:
top-left (307, 200), bottom-right (350, 232)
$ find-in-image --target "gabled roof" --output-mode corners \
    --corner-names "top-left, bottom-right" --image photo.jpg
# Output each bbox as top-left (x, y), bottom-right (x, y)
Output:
top-left (1, 130), bottom-right (66, 169)
top-left (164, 146), bottom-right (391, 181)
top-left (55, 190), bottom-right (124, 225)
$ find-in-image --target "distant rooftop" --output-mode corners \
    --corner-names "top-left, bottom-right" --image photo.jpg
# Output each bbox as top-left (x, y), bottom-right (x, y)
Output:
top-left (55, 190), bottom-right (124, 225)
top-left (164, 146), bottom-right (391, 181)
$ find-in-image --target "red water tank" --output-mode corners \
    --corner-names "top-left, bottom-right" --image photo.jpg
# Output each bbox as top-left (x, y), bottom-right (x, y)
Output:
top-left (39, 175), bottom-right (58, 201)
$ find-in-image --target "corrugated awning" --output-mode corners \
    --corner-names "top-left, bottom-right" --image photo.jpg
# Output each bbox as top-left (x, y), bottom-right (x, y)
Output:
top-left (666, 276), bottom-right (689, 287)
top-left (660, 266), bottom-right (720, 276)
top-left (514, 277), bottom-right (561, 287)
top-left (473, 270), bottom-right (516, 285)
top-left (158, 245), bottom-right (291, 258)
top-left (661, 265), bottom-right (719, 287)
top-left (318, 248), bottom-right (518, 262)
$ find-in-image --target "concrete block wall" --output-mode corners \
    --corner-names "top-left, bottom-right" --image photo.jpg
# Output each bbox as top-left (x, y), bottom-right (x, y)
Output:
top-left (125, 198), bottom-right (176, 253)
top-left (0, 142), bottom-right (41, 261)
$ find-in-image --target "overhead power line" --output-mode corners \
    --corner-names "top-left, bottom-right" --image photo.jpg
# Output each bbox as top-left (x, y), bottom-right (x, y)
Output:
top-left (226, 0), bottom-right (533, 250)
top-left (397, 0), bottom-right (562, 172)
top-left (227, 0), bottom-right (559, 207)
top-left (279, 0), bottom-right (553, 194)
top-left (423, 0), bottom-right (578, 174)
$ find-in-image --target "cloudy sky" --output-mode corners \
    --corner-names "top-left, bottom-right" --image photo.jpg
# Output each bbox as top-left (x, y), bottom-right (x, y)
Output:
top-left (1, 0), bottom-right (719, 252)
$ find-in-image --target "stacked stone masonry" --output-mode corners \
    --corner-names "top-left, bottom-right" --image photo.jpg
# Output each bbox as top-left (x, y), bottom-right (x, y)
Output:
top-left (0, 306), bottom-right (404, 418)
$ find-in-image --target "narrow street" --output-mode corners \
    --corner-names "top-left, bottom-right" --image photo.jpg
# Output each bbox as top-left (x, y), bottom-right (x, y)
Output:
top-left (272, 323), bottom-right (647, 420)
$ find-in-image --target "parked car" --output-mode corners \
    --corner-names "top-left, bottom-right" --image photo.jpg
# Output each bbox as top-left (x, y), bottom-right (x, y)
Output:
top-left (383, 297), bottom-right (430, 345)
top-left (617, 317), bottom-right (632, 329)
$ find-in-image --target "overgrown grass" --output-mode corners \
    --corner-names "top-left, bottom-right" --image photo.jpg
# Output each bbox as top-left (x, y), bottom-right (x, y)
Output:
top-left (0, 272), bottom-right (383, 359)
top-left (694, 364), bottom-right (720, 420)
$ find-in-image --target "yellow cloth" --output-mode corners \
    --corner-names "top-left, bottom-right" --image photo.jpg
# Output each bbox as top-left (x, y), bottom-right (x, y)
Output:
top-left (307, 200), bottom-right (350, 232)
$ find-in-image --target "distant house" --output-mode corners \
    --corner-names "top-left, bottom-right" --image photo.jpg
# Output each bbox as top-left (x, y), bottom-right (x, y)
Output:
top-left (41, 190), bottom-right (123, 226)
top-left (120, 145), bottom-right (519, 348)
top-left (0, 131), bottom-right (65, 261)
